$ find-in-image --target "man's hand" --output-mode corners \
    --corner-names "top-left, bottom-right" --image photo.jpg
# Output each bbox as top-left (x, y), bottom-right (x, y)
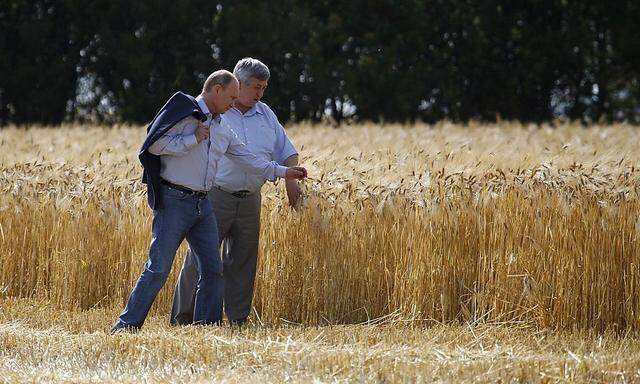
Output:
top-left (284, 166), bottom-right (307, 180)
top-left (285, 179), bottom-right (302, 209)
top-left (195, 122), bottom-right (210, 143)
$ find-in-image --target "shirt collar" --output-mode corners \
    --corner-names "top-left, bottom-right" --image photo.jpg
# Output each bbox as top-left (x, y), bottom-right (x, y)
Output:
top-left (195, 94), bottom-right (212, 117)
top-left (232, 103), bottom-right (263, 117)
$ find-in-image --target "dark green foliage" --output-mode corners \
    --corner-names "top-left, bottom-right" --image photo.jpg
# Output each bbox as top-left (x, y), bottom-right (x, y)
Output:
top-left (1, 0), bottom-right (639, 125)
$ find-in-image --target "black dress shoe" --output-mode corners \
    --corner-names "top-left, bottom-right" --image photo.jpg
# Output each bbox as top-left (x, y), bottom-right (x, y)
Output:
top-left (170, 313), bottom-right (193, 326)
top-left (229, 317), bottom-right (247, 326)
top-left (109, 321), bottom-right (140, 335)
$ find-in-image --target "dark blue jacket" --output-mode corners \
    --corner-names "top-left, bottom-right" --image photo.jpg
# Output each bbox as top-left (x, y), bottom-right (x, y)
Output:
top-left (139, 92), bottom-right (207, 209)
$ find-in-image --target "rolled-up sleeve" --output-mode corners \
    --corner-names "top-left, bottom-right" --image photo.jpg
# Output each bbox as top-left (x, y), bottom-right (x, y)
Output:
top-left (225, 127), bottom-right (287, 181)
top-left (270, 114), bottom-right (298, 165)
top-left (148, 117), bottom-right (199, 156)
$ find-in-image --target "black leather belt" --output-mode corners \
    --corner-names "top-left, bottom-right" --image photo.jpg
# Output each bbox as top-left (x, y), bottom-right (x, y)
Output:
top-left (215, 185), bottom-right (252, 198)
top-left (161, 179), bottom-right (208, 198)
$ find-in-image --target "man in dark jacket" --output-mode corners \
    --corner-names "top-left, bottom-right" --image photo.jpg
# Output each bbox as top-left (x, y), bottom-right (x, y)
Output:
top-left (138, 91), bottom-right (206, 210)
top-left (171, 58), bottom-right (303, 327)
top-left (110, 70), bottom-right (307, 333)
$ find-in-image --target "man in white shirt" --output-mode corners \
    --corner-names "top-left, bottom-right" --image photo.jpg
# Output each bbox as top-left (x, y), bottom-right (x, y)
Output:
top-left (111, 70), bottom-right (306, 333)
top-left (171, 58), bottom-right (301, 326)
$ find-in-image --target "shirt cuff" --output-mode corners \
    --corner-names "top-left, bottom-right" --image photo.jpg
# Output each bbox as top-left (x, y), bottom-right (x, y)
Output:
top-left (278, 151), bottom-right (299, 165)
top-left (274, 165), bottom-right (288, 179)
top-left (184, 134), bottom-right (199, 148)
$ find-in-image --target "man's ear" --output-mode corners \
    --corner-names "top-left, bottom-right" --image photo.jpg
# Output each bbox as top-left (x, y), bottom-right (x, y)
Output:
top-left (213, 84), bottom-right (223, 94)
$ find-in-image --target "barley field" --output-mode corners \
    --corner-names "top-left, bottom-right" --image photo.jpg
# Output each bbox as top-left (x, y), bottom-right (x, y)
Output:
top-left (2, 122), bottom-right (640, 382)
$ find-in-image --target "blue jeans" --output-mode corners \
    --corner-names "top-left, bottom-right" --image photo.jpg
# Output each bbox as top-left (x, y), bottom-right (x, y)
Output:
top-left (116, 185), bottom-right (223, 328)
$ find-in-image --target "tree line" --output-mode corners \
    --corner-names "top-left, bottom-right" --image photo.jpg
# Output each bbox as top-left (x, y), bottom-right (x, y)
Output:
top-left (1, 0), bottom-right (639, 126)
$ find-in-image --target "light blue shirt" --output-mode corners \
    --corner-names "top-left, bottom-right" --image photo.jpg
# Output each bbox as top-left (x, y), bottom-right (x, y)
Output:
top-left (215, 101), bottom-right (298, 193)
top-left (148, 96), bottom-right (287, 192)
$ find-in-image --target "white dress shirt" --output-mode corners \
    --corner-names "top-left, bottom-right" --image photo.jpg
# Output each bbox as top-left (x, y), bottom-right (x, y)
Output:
top-left (148, 95), bottom-right (287, 191)
top-left (215, 101), bottom-right (298, 193)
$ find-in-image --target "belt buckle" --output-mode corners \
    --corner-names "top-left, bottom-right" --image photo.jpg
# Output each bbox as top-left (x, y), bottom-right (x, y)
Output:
top-left (233, 190), bottom-right (250, 198)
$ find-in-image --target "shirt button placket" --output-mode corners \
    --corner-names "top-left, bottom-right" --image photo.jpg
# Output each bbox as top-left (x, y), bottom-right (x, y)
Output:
top-left (242, 115), bottom-right (248, 188)
top-left (203, 116), bottom-right (212, 191)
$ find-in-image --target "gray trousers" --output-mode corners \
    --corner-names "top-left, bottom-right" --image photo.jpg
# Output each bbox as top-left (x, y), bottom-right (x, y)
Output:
top-left (171, 187), bottom-right (262, 325)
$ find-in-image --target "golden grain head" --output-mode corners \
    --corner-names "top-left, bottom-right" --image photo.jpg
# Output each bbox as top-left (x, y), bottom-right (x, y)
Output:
top-left (1, 122), bottom-right (639, 332)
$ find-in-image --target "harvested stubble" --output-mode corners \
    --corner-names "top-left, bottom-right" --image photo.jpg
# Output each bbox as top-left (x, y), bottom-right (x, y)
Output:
top-left (2, 298), bottom-right (640, 383)
top-left (1, 122), bottom-right (639, 332)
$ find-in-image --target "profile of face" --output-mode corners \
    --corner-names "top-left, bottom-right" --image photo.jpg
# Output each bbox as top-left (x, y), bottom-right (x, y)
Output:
top-left (209, 79), bottom-right (239, 114)
top-left (237, 77), bottom-right (268, 108)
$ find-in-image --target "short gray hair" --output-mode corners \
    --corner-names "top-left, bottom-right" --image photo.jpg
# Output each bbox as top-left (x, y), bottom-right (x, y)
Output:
top-left (203, 69), bottom-right (236, 92)
top-left (233, 58), bottom-right (270, 84)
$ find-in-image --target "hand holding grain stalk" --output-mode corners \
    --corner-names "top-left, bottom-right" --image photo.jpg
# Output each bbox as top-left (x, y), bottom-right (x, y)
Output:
top-left (285, 166), bottom-right (307, 180)
top-left (195, 121), bottom-right (305, 180)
